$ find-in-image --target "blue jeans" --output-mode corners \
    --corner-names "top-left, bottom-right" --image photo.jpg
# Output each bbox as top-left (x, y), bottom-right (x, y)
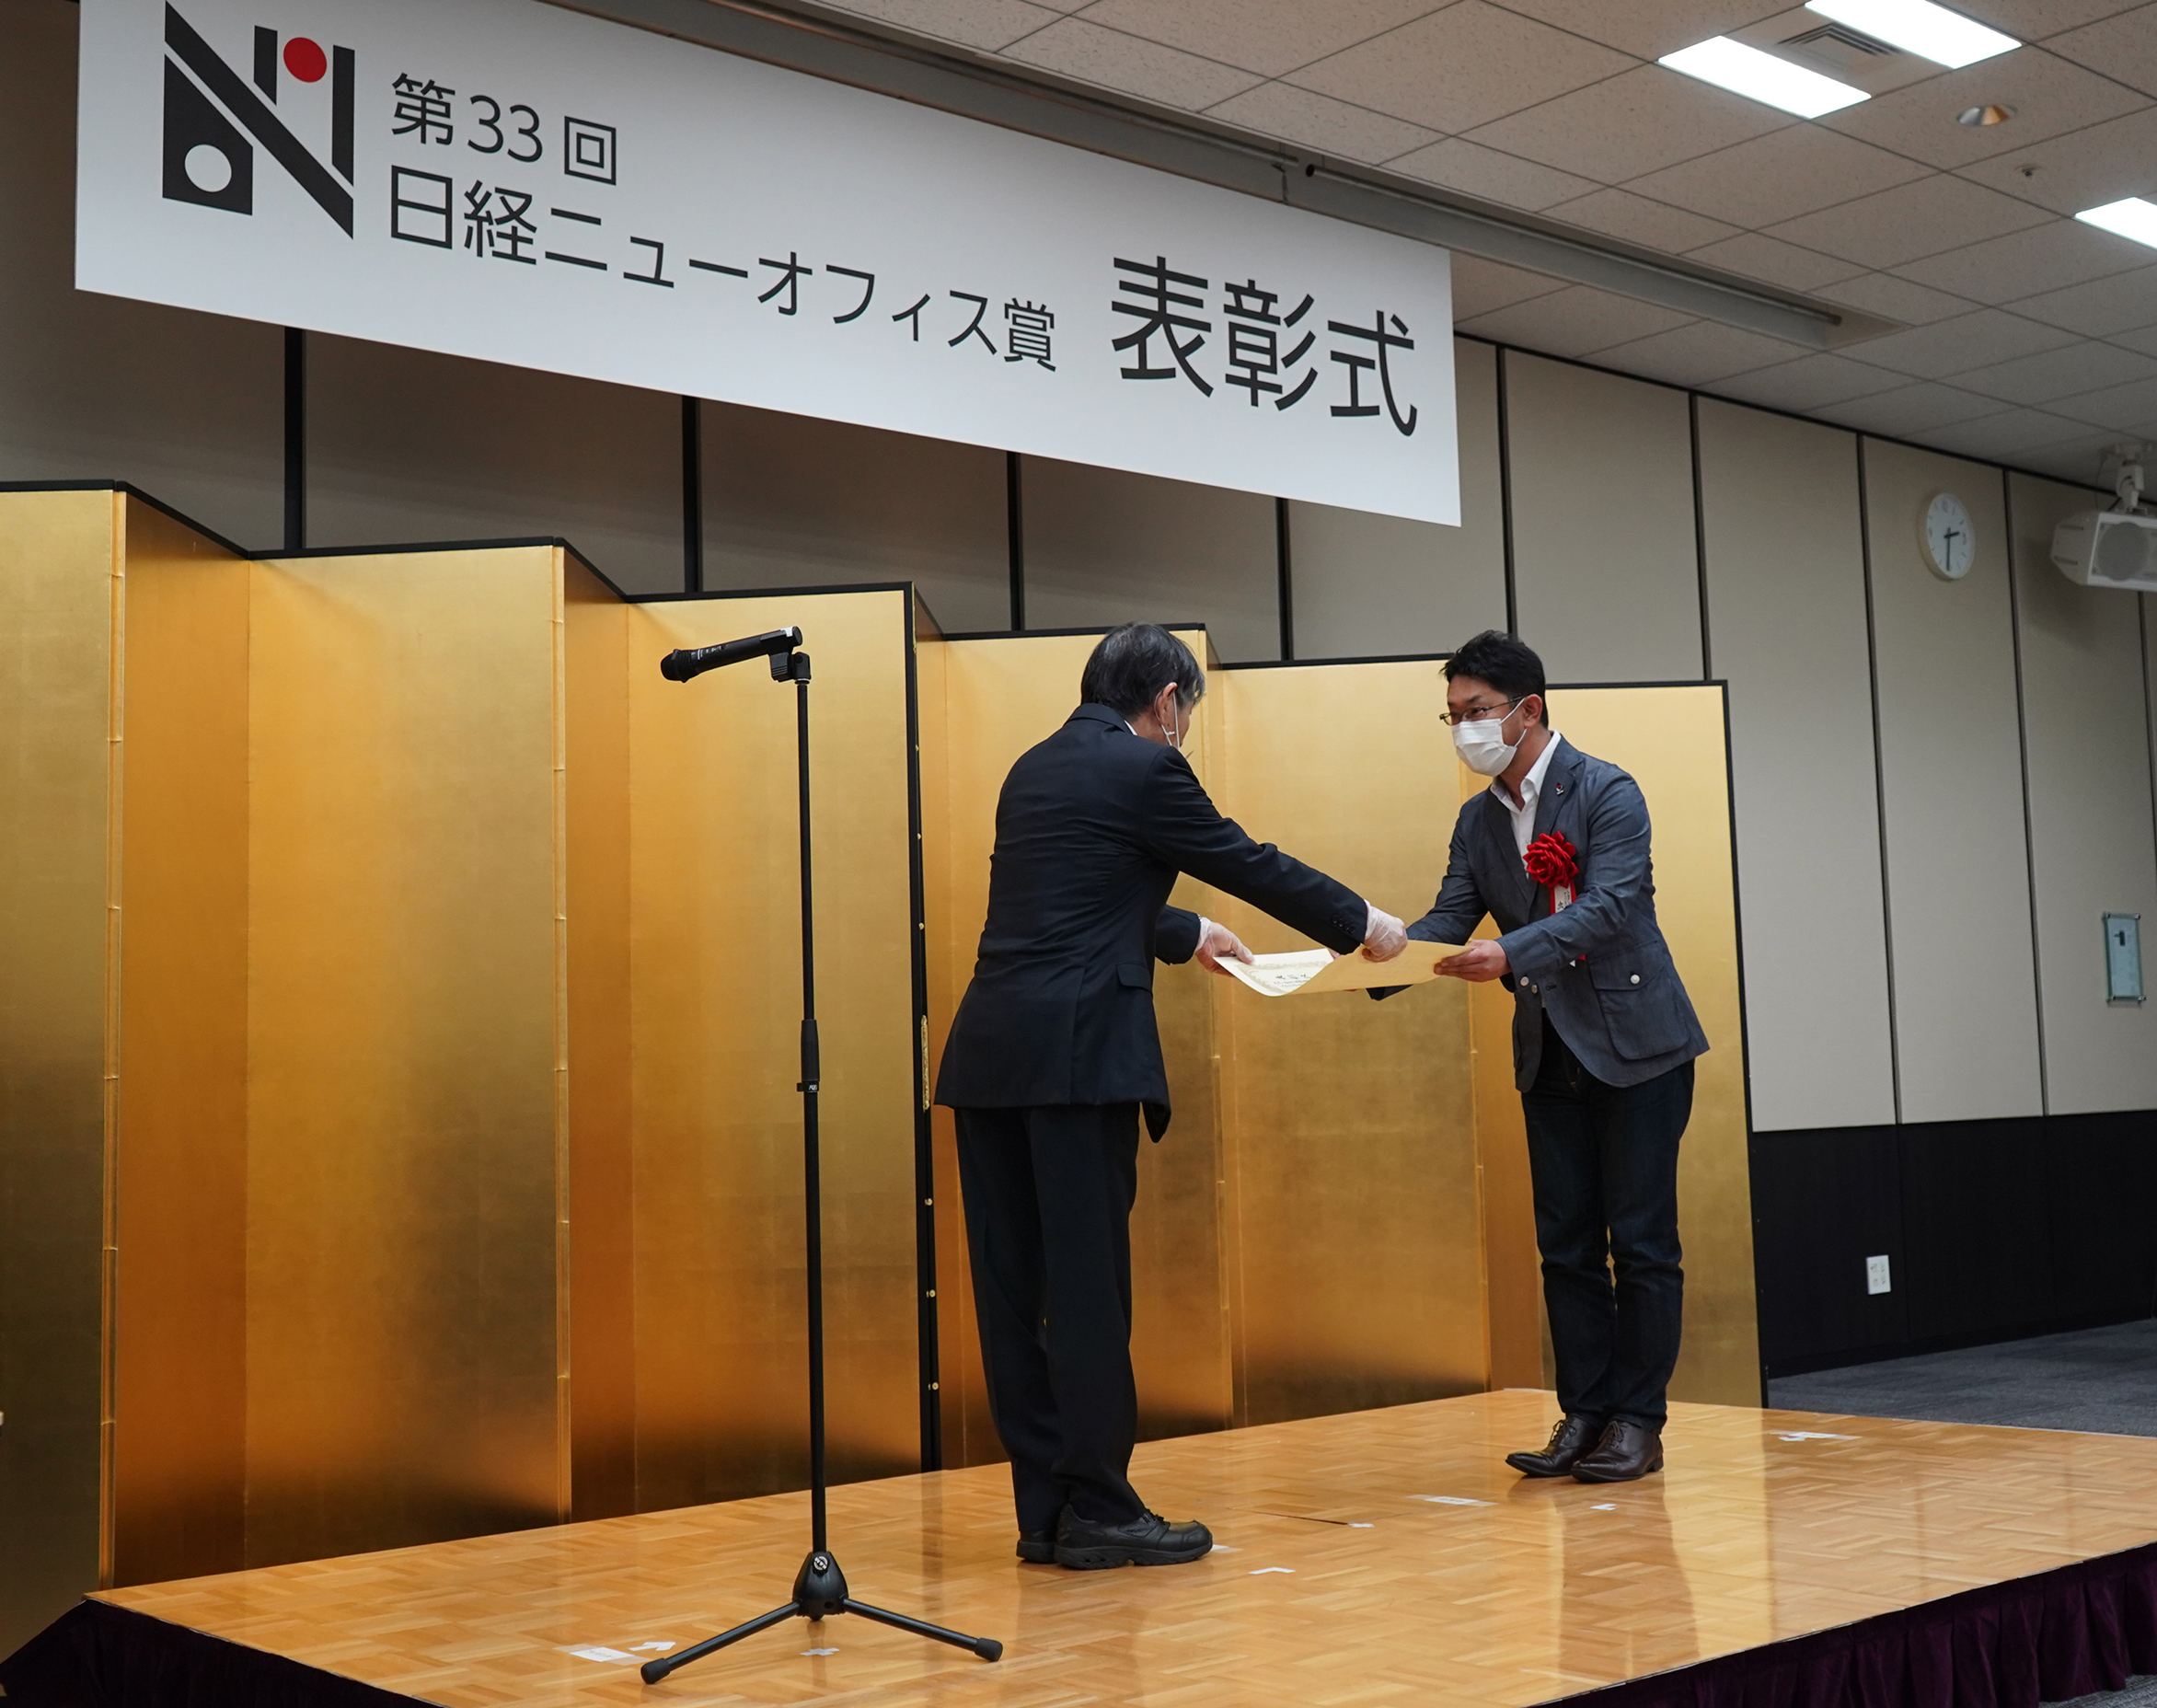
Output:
top-left (1521, 1016), bottom-right (1691, 1430)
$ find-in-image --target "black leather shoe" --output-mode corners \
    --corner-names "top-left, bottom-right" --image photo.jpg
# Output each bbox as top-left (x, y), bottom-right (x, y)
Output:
top-left (1573, 1420), bottom-right (1664, 1483)
top-left (1055, 1508), bottom-right (1214, 1570)
top-left (1017, 1529), bottom-right (1055, 1564)
top-left (1506, 1413), bottom-right (1605, 1478)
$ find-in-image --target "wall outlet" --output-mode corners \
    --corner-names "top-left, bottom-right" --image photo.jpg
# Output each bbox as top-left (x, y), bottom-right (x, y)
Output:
top-left (1865, 1254), bottom-right (1892, 1296)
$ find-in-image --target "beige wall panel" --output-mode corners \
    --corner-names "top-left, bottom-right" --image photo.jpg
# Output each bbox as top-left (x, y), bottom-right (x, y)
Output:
top-left (628, 592), bottom-right (919, 1508)
top-left (1554, 688), bottom-right (1759, 1404)
top-left (1696, 401), bottom-right (1897, 1132)
top-left (1288, 340), bottom-right (1508, 661)
top-left (1863, 442), bottom-right (2043, 1125)
top-left (1019, 461), bottom-right (1280, 663)
top-left (563, 566), bottom-right (637, 1520)
top-left (2009, 474), bottom-right (2157, 1114)
top-left (306, 337), bottom-right (681, 594)
top-left (700, 403), bottom-right (1009, 634)
top-left (1210, 661), bottom-right (1485, 1424)
top-left (1506, 354), bottom-right (1702, 684)
top-left (0, 490), bottom-right (120, 1650)
top-left (0, 5), bottom-right (281, 547)
top-left (924, 631), bottom-right (1230, 1461)
top-left (110, 501), bottom-right (250, 1587)
top-left (245, 548), bottom-right (567, 1566)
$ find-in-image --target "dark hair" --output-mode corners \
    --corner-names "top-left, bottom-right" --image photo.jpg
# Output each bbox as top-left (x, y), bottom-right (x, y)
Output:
top-left (1444, 629), bottom-right (1548, 724)
top-left (1079, 623), bottom-right (1206, 718)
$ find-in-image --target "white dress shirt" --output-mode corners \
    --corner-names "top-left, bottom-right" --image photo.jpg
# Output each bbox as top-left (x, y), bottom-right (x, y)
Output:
top-left (1491, 733), bottom-right (1564, 861)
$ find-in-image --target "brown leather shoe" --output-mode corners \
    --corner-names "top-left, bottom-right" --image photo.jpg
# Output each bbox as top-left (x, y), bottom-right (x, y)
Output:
top-left (1572, 1420), bottom-right (1664, 1483)
top-left (1505, 1413), bottom-right (1605, 1477)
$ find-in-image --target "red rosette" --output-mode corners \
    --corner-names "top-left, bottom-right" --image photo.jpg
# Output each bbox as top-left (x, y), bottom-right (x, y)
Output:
top-left (1523, 831), bottom-right (1579, 890)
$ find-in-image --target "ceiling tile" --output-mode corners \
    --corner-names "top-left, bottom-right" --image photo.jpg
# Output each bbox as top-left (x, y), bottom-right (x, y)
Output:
top-left (1288, 3), bottom-right (1632, 133)
top-left (1955, 107), bottom-right (2157, 215)
top-left (2111, 324), bottom-right (2157, 358)
top-left (1204, 82), bottom-right (1442, 163)
top-left (1911, 408), bottom-right (2112, 462)
top-left (1624, 126), bottom-right (1931, 230)
top-left (1684, 232), bottom-right (1867, 292)
top-left (1709, 352), bottom-right (1910, 410)
top-left (1895, 217), bottom-right (2151, 301)
top-left (999, 17), bottom-right (1263, 108)
top-left (1818, 382), bottom-right (2011, 434)
top-left (1456, 284), bottom-right (1694, 356)
top-left (1817, 48), bottom-right (2148, 170)
top-left (1449, 253), bottom-right (1570, 317)
top-left (1465, 64), bottom-right (1790, 185)
top-left (1543, 188), bottom-right (1741, 254)
top-left (2045, 8), bottom-right (2157, 99)
top-left (1949, 0), bottom-right (2141, 39)
top-left (1817, 270), bottom-right (1978, 325)
top-left (2041, 374), bottom-right (2157, 432)
top-left (1840, 308), bottom-right (2076, 377)
top-left (1387, 137), bottom-right (1600, 210)
top-left (1948, 340), bottom-right (2157, 405)
top-left (1761, 175), bottom-right (2052, 271)
top-left (809, 0), bottom-right (1064, 49)
top-left (1588, 317), bottom-right (1814, 384)
top-left (2010, 265), bottom-right (2157, 336)
top-left (1071, 0), bottom-right (1455, 78)
top-left (1477, 0), bottom-right (1788, 60)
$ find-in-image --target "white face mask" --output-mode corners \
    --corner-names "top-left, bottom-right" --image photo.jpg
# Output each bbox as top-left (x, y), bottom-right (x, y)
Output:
top-left (1452, 701), bottom-right (1522, 776)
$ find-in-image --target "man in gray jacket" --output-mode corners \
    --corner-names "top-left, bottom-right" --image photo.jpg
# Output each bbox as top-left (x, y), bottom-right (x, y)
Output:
top-left (1391, 629), bottom-right (1707, 1483)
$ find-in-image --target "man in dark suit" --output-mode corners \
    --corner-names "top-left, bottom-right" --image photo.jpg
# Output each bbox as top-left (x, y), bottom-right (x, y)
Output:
top-left (1391, 629), bottom-right (1708, 1483)
top-left (936, 622), bottom-right (1407, 1570)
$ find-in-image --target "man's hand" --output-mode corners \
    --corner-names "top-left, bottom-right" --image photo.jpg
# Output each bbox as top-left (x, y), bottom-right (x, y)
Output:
top-left (1195, 917), bottom-right (1254, 975)
top-left (1361, 905), bottom-right (1408, 963)
top-left (1436, 940), bottom-right (1509, 982)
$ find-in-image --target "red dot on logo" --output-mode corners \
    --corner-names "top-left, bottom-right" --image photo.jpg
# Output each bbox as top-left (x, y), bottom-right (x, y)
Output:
top-left (283, 37), bottom-right (328, 82)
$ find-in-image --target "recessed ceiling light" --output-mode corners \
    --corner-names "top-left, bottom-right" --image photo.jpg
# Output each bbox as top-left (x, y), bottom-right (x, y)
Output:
top-left (1803, 0), bottom-right (2019, 68)
top-left (1956, 103), bottom-right (2013, 126)
top-left (2077, 198), bottom-right (2157, 250)
top-left (1658, 37), bottom-right (1870, 118)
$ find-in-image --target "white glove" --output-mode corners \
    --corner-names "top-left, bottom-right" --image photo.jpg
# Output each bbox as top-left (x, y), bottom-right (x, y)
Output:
top-left (1195, 917), bottom-right (1253, 975)
top-left (1362, 904), bottom-right (1408, 962)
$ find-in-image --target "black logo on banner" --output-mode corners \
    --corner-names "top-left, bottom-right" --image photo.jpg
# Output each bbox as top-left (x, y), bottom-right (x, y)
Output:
top-left (162, 5), bottom-right (354, 234)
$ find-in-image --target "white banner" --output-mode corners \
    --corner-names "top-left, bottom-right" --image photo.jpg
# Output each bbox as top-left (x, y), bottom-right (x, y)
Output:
top-left (78, 0), bottom-right (1458, 525)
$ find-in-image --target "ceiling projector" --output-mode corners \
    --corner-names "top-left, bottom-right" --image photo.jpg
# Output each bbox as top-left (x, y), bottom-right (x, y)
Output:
top-left (2053, 445), bottom-right (2157, 592)
top-left (2052, 509), bottom-right (2157, 592)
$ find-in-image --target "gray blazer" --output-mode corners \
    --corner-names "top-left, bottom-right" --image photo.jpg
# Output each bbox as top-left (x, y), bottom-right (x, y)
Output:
top-left (1391, 739), bottom-right (1709, 1091)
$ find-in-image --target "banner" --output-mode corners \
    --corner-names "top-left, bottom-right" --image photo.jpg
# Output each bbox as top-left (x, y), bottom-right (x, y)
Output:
top-left (78, 0), bottom-right (1459, 525)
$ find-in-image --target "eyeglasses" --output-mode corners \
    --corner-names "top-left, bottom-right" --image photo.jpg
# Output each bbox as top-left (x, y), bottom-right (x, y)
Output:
top-left (1438, 697), bottom-right (1520, 728)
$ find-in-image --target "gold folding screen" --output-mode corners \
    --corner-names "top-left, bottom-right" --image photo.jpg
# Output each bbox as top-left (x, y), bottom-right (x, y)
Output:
top-left (0, 488), bottom-right (1750, 1650)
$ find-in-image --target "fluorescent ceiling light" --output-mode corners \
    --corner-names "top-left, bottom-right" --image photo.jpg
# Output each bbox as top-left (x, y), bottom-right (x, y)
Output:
top-left (1658, 37), bottom-right (1869, 118)
top-left (1803, 0), bottom-right (2018, 67)
top-left (2077, 199), bottom-right (2157, 250)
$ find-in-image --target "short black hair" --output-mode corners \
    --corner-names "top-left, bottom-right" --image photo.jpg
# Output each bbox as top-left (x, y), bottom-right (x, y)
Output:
top-left (1444, 629), bottom-right (1548, 723)
top-left (1079, 623), bottom-right (1206, 718)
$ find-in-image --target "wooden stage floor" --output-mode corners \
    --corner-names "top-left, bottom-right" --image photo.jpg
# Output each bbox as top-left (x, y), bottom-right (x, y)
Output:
top-left (90, 1391), bottom-right (2157, 1707)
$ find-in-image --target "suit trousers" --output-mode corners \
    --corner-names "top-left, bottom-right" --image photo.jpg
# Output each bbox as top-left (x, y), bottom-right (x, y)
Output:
top-left (1520, 1014), bottom-right (1692, 1430)
top-left (953, 1102), bottom-right (1146, 1535)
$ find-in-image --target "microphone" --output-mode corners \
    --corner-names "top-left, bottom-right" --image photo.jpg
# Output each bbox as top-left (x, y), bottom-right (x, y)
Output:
top-left (660, 627), bottom-right (802, 682)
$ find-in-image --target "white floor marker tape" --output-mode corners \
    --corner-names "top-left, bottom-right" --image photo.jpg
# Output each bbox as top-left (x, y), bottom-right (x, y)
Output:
top-left (1415, 1495), bottom-right (1492, 1506)
top-left (1251, 1566), bottom-right (1295, 1575)
top-left (1590, 1504), bottom-right (1617, 1511)
top-left (802, 1648), bottom-right (840, 1656)
top-left (1775, 1431), bottom-right (1857, 1442)
top-left (1348, 1522), bottom-right (1374, 1528)
top-left (561, 1646), bottom-right (640, 1666)
top-left (629, 1642), bottom-right (675, 1653)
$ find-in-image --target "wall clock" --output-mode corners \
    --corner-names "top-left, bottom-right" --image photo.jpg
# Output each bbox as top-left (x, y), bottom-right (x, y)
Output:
top-left (1922, 491), bottom-right (1975, 581)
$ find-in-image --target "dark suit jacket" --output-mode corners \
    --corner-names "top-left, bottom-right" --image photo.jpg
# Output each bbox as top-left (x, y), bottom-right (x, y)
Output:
top-left (1391, 738), bottom-right (1708, 1091)
top-left (935, 704), bottom-right (1368, 1137)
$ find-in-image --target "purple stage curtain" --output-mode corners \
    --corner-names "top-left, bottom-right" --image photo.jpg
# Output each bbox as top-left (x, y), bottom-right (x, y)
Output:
top-left (1573, 1541), bottom-right (2157, 1708)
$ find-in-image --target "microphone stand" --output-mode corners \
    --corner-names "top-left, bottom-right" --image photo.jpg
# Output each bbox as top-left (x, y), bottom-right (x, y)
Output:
top-left (643, 639), bottom-right (1001, 1686)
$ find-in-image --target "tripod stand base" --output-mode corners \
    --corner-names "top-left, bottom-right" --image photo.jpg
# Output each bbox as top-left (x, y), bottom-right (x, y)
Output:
top-left (639, 1550), bottom-right (1002, 1683)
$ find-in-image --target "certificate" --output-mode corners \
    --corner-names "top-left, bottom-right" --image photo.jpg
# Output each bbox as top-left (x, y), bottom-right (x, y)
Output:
top-left (1217, 941), bottom-right (1469, 998)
